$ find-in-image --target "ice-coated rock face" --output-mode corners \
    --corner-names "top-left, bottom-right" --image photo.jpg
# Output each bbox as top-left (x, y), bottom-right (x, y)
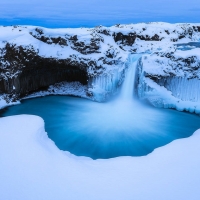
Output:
top-left (0, 22), bottom-right (200, 107)
top-left (0, 25), bottom-right (128, 102)
top-left (88, 68), bottom-right (125, 101)
top-left (137, 45), bottom-right (200, 113)
top-left (155, 77), bottom-right (200, 102)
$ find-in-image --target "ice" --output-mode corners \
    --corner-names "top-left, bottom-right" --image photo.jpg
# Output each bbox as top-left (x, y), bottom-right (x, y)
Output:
top-left (88, 64), bottom-right (127, 101)
top-left (157, 77), bottom-right (200, 102)
top-left (88, 69), bottom-right (124, 101)
top-left (0, 23), bottom-right (200, 113)
top-left (88, 54), bottom-right (141, 101)
top-left (138, 45), bottom-right (200, 113)
top-left (138, 76), bottom-right (200, 114)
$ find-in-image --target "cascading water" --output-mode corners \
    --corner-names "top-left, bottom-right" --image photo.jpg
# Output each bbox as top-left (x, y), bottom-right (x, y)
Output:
top-left (1, 54), bottom-right (200, 159)
top-left (119, 54), bottom-right (141, 100)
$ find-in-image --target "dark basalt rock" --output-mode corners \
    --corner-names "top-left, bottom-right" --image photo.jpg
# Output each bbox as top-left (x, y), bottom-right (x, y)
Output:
top-left (95, 26), bottom-right (111, 36)
top-left (144, 53), bottom-right (200, 83)
top-left (69, 34), bottom-right (103, 55)
top-left (30, 28), bottom-right (68, 46)
top-left (113, 32), bottom-right (163, 46)
top-left (113, 32), bottom-right (136, 46)
top-left (137, 34), bottom-right (163, 41)
top-left (193, 26), bottom-right (200, 32)
top-left (165, 30), bottom-right (170, 35)
top-left (0, 43), bottom-right (88, 97)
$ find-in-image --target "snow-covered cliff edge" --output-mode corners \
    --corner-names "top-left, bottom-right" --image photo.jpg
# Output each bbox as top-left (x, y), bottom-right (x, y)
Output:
top-left (138, 46), bottom-right (200, 113)
top-left (0, 22), bottom-right (200, 109)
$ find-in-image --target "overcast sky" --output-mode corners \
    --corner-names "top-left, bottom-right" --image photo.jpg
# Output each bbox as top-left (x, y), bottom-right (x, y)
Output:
top-left (0, 0), bottom-right (199, 27)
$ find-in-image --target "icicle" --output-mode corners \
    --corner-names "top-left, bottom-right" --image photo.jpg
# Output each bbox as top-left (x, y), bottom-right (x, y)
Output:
top-left (157, 77), bottom-right (200, 102)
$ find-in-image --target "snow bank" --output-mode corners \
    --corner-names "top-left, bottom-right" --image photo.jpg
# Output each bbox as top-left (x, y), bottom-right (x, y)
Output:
top-left (0, 95), bottom-right (19, 109)
top-left (0, 115), bottom-right (200, 200)
top-left (24, 81), bottom-right (89, 100)
top-left (0, 96), bottom-right (8, 109)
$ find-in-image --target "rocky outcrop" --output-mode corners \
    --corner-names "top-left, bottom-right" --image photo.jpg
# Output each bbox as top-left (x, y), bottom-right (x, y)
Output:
top-left (0, 22), bottom-right (200, 105)
top-left (113, 32), bottom-right (137, 46)
top-left (68, 34), bottom-right (103, 55)
top-left (0, 43), bottom-right (88, 98)
top-left (137, 46), bottom-right (200, 113)
top-left (112, 24), bottom-right (200, 46)
top-left (30, 28), bottom-right (68, 46)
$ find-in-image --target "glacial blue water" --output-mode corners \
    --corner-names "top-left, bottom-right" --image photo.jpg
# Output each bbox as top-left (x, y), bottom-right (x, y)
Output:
top-left (1, 95), bottom-right (200, 159)
top-left (1, 55), bottom-right (200, 159)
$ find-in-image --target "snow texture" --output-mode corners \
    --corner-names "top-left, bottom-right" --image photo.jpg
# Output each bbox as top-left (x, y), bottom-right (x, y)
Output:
top-left (24, 81), bottom-right (89, 100)
top-left (139, 44), bottom-right (200, 113)
top-left (0, 94), bottom-right (19, 109)
top-left (0, 115), bottom-right (200, 200)
top-left (0, 23), bottom-right (200, 110)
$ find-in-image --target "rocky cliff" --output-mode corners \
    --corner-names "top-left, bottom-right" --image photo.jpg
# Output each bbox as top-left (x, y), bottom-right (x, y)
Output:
top-left (0, 22), bottom-right (200, 109)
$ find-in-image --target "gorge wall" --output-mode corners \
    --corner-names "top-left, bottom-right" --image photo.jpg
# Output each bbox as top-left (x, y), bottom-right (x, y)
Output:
top-left (0, 23), bottom-right (200, 109)
top-left (0, 44), bottom-right (88, 97)
top-left (137, 47), bottom-right (200, 113)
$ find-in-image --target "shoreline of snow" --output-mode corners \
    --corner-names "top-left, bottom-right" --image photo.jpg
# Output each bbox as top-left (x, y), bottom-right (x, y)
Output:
top-left (0, 114), bottom-right (200, 200)
top-left (0, 94), bottom-right (20, 110)
top-left (23, 81), bottom-right (90, 100)
top-left (2, 78), bottom-right (200, 116)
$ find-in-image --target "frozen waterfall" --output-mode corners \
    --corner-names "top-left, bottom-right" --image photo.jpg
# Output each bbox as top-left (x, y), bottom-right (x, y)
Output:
top-left (119, 54), bottom-right (141, 100)
top-left (88, 54), bottom-right (141, 102)
top-left (88, 68), bottom-right (124, 101)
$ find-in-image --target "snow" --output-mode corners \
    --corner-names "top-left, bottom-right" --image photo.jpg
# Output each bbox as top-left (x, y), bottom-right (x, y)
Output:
top-left (0, 114), bottom-right (200, 200)
top-left (0, 95), bottom-right (19, 109)
top-left (138, 77), bottom-right (200, 113)
top-left (24, 81), bottom-right (89, 100)
top-left (0, 25), bottom-right (128, 64)
top-left (175, 48), bottom-right (200, 58)
top-left (138, 43), bottom-right (200, 112)
top-left (1, 23), bottom-right (200, 110)
top-left (0, 22), bottom-right (199, 61)
top-left (0, 96), bottom-right (7, 109)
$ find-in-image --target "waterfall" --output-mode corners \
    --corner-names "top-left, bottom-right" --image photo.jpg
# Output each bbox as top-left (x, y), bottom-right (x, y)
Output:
top-left (119, 54), bottom-right (141, 100)
top-left (88, 54), bottom-right (141, 102)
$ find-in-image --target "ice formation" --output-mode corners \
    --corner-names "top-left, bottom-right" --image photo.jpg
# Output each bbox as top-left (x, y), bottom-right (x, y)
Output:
top-left (156, 77), bottom-right (200, 102)
top-left (88, 67), bottom-right (125, 101)
top-left (0, 23), bottom-right (200, 112)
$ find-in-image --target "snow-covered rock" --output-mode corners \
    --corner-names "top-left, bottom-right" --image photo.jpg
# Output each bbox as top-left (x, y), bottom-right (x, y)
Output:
top-left (0, 22), bottom-right (200, 107)
top-left (24, 81), bottom-right (89, 100)
top-left (0, 25), bottom-right (128, 103)
top-left (138, 46), bottom-right (200, 113)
